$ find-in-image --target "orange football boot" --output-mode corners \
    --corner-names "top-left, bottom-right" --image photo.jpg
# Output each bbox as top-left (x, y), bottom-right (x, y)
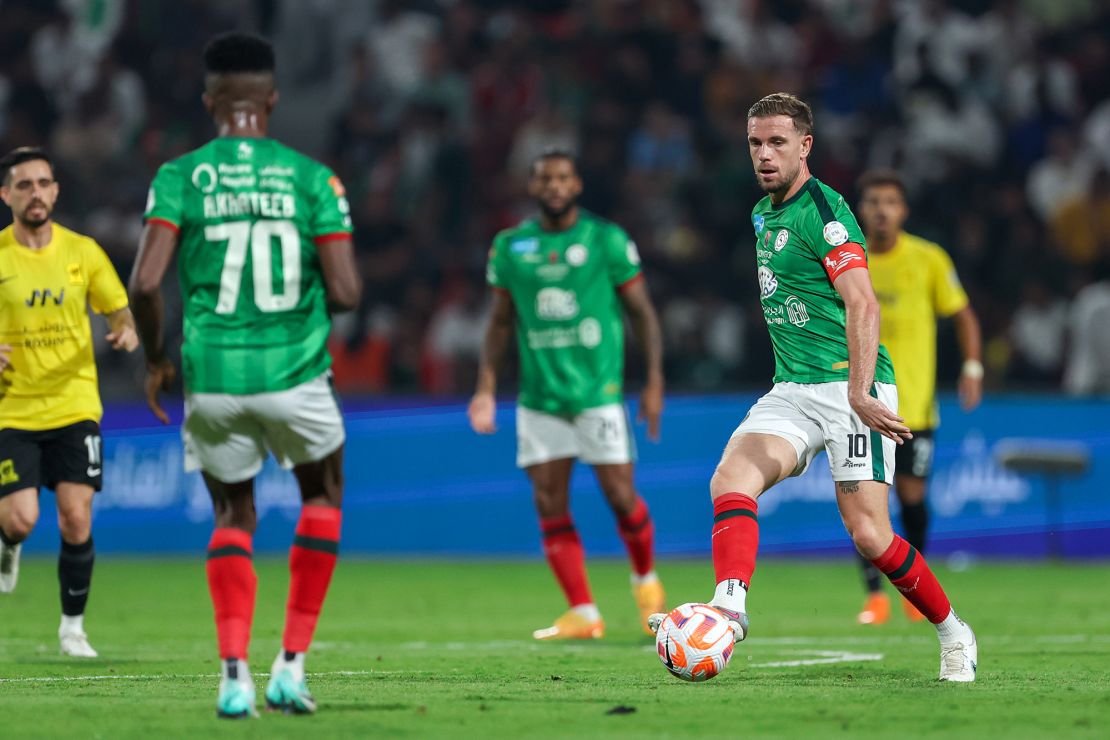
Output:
top-left (633, 579), bottom-right (666, 635)
top-left (532, 610), bottom-right (605, 640)
top-left (857, 592), bottom-right (891, 625)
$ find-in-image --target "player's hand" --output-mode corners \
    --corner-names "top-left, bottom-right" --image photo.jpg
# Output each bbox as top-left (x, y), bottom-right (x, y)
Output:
top-left (638, 376), bottom-right (664, 442)
top-left (0, 344), bottom-right (11, 372)
top-left (106, 326), bottom-right (139, 352)
top-left (144, 357), bottom-right (176, 425)
top-left (468, 392), bottom-right (497, 434)
top-left (848, 392), bottom-right (912, 445)
top-left (958, 373), bottom-right (982, 412)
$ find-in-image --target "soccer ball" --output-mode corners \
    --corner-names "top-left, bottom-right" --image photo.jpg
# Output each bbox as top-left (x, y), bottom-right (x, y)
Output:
top-left (655, 603), bottom-right (735, 682)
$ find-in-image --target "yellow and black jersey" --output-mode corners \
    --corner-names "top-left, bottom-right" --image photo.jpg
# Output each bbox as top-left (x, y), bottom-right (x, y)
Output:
top-left (0, 223), bottom-right (128, 430)
top-left (869, 231), bottom-right (969, 431)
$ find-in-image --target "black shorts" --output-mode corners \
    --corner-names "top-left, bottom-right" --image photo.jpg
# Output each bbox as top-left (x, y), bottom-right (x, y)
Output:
top-left (0, 420), bottom-right (103, 497)
top-left (894, 429), bottom-right (935, 479)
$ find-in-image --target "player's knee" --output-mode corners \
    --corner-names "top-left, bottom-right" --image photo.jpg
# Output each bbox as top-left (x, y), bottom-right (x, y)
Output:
top-left (531, 487), bottom-right (567, 518)
top-left (58, 511), bottom-right (91, 544)
top-left (3, 510), bottom-right (36, 542)
top-left (848, 523), bottom-right (891, 560)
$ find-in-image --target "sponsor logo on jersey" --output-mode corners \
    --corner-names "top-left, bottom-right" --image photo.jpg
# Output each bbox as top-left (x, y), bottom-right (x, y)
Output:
top-left (510, 238), bottom-right (538, 254)
top-left (785, 296), bottom-right (810, 327)
top-left (824, 249), bottom-right (862, 273)
top-left (578, 317), bottom-right (602, 348)
top-left (753, 214), bottom-right (765, 234)
top-left (536, 264), bottom-right (570, 281)
top-left (774, 229), bottom-right (789, 252)
top-left (535, 288), bottom-right (579, 320)
top-left (841, 458), bottom-right (866, 469)
top-left (191, 163), bottom-right (218, 194)
top-left (823, 220), bottom-right (849, 246)
top-left (627, 241), bottom-right (641, 265)
top-left (757, 266), bottom-right (778, 299)
top-left (24, 288), bottom-right (65, 307)
top-left (566, 244), bottom-right (588, 267)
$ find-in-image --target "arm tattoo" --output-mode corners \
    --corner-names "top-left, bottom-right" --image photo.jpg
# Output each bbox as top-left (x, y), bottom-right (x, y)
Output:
top-left (837, 480), bottom-right (861, 494)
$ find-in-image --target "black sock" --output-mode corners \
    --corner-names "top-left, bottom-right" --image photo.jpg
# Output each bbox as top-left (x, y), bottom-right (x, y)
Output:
top-left (284, 650), bottom-right (297, 662)
top-left (58, 537), bottom-right (95, 617)
top-left (224, 658), bottom-right (240, 680)
top-left (901, 502), bottom-right (929, 553)
top-left (859, 553), bottom-right (884, 594)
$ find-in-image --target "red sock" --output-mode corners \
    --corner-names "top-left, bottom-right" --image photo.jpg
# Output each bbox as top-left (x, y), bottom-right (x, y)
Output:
top-left (617, 496), bottom-right (655, 577)
top-left (871, 535), bottom-right (952, 623)
top-left (540, 515), bottom-right (593, 607)
top-left (712, 493), bottom-right (759, 588)
top-left (206, 528), bottom-right (256, 660)
top-left (284, 506), bottom-right (342, 653)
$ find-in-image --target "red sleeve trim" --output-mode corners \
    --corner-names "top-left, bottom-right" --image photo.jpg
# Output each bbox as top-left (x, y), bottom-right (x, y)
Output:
top-left (822, 242), bottom-right (867, 282)
top-left (147, 217), bottom-right (179, 234)
top-left (314, 232), bottom-right (352, 245)
top-left (616, 272), bottom-right (645, 293)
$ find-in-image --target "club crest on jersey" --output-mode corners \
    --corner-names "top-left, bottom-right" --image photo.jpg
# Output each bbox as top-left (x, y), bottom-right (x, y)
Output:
top-left (823, 221), bottom-right (849, 247)
top-left (510, 238), bottom-right (539, 254)
top-left (753, 214), bottom-right (765, 234)
top-left (566, 244), bottom-right (588, 267)
top-left (67, 263), bottom-right (84, 285)
top-left (774, 229), bottom-right (789, 252)
top-left (757, 266), bottom-right (778, 299)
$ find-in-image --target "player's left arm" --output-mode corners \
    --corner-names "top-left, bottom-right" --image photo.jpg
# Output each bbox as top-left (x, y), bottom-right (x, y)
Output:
top-left (104, 307), bottom-right (138, 352)
top-left (932, 249), bottom-right (983, 411)
top-left (619, 278), bottom-right (664, 441)
top-left (833, 263), bottom-right (911, 444)
top-left (312, 170), bottom-right (361, 312)
top-left (129, 221), bottom-right (180, 424)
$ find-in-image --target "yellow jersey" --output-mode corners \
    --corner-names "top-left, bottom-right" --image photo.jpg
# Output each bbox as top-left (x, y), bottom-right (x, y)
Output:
top-left (0, 223), bottom-right (129, 430)
top-left (869, 231), bottom-right (968, 430)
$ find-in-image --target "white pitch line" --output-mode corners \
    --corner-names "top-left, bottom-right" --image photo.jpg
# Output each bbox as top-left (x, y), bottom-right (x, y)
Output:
top-left (750, 650), bottom-right (884, 668)
top-left (0, 670), bottom-right (381, 684)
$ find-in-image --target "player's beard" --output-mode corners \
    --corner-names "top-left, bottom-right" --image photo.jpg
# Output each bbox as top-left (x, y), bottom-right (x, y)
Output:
top-left (18, 201), bottom-right (52, 229)
top-left (539, 196), bottom-right (576, 220)
top-left (760, 163), bottom-right (800, 197)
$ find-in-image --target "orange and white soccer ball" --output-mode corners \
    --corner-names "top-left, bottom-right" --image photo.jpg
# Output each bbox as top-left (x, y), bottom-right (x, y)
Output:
top-left (655, 603), bottom-right (735, 682)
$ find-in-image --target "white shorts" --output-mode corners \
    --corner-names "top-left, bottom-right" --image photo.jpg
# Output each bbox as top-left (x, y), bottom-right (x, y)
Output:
top-left (516, 403), bottom-right (636, 468)
top-left (183, 372), bottom-right (345, 483)
top-left (732, 381), bottom-right (897, 484)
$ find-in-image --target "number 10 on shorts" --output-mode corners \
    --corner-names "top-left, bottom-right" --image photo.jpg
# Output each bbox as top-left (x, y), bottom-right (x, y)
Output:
top-left (846, 433), bottom-right (867, 458)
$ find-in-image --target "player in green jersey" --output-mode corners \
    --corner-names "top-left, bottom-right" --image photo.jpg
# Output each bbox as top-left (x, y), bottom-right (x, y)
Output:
top-left (129, 34), bottom-right (362, 718)
top-left (468, 150), bottom-right (666, 641)
top-left (648, 94), bottom-right (978, 682)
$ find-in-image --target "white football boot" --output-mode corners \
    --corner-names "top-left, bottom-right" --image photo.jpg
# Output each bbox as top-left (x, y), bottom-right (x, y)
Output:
top-left (938, 628), bottom-right (978, 682)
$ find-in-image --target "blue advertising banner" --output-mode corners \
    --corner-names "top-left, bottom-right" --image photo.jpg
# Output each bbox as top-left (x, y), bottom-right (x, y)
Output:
top-left (20, 395), bottom-right (1110, 559)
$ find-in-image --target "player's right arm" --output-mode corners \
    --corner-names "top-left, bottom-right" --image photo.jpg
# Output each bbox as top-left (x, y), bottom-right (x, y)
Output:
top-left (129, 163), bottom-right (183, 424)
top-left (310, 169), bottom-right (361, 312)
top-left (469, 238), bottom-right (515, 435)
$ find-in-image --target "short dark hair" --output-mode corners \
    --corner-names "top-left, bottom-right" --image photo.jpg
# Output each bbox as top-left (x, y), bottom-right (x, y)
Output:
top-left (747, 93), bottom-right (813, 137)
top-left (0, 146), bottom-right (53, 185)
top-left (203, 32), bottom-right (275, 75)
top-left (531, 147), bottom-right (578, 176)
top-left (857, 169), bottom-right (907, 199)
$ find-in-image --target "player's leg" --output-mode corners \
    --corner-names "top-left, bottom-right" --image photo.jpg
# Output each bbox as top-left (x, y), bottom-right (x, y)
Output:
top-left (582, 403), bottom-right (663, 632)
top-left (54, 483), bottom-right (97, 657)
top-left (516, 405), bottom-right (602, 640)
top-left (593, 462), bottom-right (664, 633)
top-left (0, 489), bottom-right (39, 593)
top-left (184, 391), bottom-right (266, 718)
top-left (530, 457), bottom-right (605, 639)
top-left (0, 428), bottom-right (43, 593)
top-left (702, 431), bottom-right (801, 640)
top-left (44, 420), bottom-right (103, 656)
top-left (829, 384), bottom-right (975, 681)
top-left (254, 372), bottom-right (346, 713)
top-left (894, 430), bottom-right (934, 621)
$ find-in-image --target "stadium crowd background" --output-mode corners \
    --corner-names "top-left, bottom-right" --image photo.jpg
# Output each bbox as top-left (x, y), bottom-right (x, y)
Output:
top-left (1, 0), bottom-right (1108, 400)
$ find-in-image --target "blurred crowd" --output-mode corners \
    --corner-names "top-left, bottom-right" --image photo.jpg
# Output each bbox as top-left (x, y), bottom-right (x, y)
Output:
top-left (2, 0), bottom-right (1109, 399)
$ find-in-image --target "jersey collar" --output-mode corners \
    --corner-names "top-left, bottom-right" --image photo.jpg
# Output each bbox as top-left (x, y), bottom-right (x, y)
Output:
top-left (770, 176), bottom-right (816, 210)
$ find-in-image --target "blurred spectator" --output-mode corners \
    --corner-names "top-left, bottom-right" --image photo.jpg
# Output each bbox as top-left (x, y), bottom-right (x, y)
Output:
top-left (1008, 279), bottom-right (1069, 384)
top-left (1026, 128), bottom-right (1095, 222)
top-left (1064, 261), bottom-right (1110, 395)
top-left (1051, 169), bottom-right (1110, 266)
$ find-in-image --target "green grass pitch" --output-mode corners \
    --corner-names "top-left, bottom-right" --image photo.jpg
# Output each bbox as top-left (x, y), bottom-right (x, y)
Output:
top-left (1, 558), bottom-right (1108, 738)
